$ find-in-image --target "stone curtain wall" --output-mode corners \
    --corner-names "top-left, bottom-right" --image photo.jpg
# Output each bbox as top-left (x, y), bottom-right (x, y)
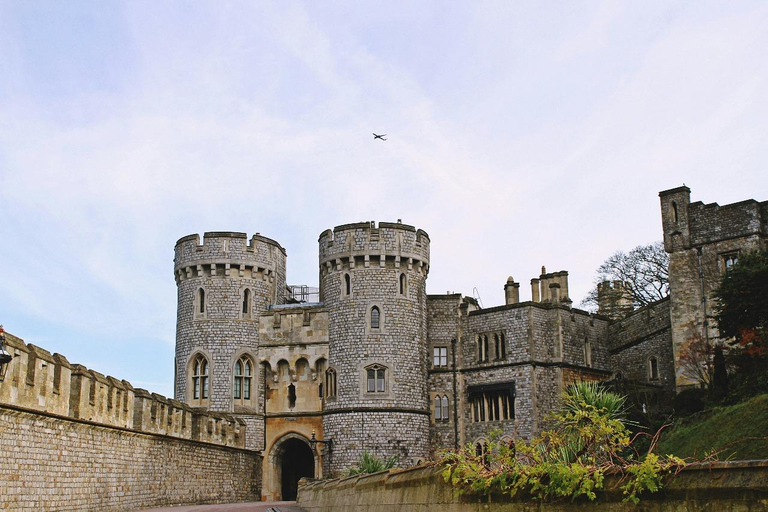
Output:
top-left (608, 297), bottom-right (675, 398)
top-left (0, 405), bottom-right (261, 511)
top-left (297, 461), bottom-right (768, 512)
top-left (0, 332), bottom-right (261, 510)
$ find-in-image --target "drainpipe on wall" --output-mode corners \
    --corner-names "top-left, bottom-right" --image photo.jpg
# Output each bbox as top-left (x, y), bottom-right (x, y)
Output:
top-left (262, 365), bottom-right (268, 452)
top-left (451, 337), bottom-right (459, 450)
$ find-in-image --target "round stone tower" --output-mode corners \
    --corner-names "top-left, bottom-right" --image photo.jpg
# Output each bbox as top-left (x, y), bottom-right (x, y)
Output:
top-left (174, 231), bottom-right (287, 449)
top-left (319, 221), bottom-right (431, 474)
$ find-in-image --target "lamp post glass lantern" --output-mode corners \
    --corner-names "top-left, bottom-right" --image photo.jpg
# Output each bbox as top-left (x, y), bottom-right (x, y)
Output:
top-left (309, 430), bottom-right (332, 453)
top-left (0, 325), bottom-right (13, 382)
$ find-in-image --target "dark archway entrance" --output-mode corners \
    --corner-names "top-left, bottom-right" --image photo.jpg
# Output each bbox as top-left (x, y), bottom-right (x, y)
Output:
top-left (280, 437), bottom-right (314, 500)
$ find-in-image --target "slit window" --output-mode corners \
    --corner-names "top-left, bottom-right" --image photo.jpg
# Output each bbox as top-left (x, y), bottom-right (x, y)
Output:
top-left (344, 273), bottom-right (351, 296)
top-left (399, 273), bottom-right (407, 295)
top-left (325, 368), bottom-right (337, 397)
top-left (197, 288), bottom-right (206, 315)
top-left (584, 337), bottom-right (592, 367)
top-left (649, 357), bottom-right (659, 381)
top-left (242, 289), bottom-right (250, 315)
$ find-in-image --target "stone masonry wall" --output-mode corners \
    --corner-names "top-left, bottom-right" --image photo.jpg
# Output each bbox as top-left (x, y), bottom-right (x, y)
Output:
top-left (426, 295), bottom-right (462, 452)
top-left (0, 406), bottom-right (261, 511)
top-left (460, 303), bottom-right (610, 442)
top-left (0, 331), bottom-right (261, 510)
top-left (608, 297), bottom-right (674, 398)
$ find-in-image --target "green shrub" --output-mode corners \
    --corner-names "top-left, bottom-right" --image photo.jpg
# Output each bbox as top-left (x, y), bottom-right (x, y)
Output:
top-left (345, 451), bottom-right (398, 476)
top-left (438, 382), bottom-right (685, 503)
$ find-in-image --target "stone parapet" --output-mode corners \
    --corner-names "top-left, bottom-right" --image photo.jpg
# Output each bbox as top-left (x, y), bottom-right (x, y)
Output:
top-left (318, 221), bottom-right (430, 272)
top-left (298, 461), bottom-right (768, 512)
top-left (0, 332), bottom-right (245, 448)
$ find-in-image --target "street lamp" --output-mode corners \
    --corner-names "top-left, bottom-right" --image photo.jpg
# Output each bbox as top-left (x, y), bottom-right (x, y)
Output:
top-left (309, 430), bottom-right (333, 453)
top-left (0, 325), bottom-right (13, 382)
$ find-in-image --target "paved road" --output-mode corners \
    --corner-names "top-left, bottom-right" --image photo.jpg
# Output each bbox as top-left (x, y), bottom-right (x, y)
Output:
top-left (137, 502), bottom-right (307, 512)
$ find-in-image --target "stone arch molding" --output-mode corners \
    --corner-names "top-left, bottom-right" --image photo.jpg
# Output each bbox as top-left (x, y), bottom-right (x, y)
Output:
top-left (266, 431), bottom-right (318, 501)
top-left (259, 354), bottom-right (327, 375)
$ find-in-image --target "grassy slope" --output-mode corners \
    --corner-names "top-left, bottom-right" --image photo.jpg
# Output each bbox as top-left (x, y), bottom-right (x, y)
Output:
top-left (657, 393), bottom-right (768, 461)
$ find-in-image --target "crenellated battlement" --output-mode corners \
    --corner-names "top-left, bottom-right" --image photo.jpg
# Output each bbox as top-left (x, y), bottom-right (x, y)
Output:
top-left (174, 231), bottom-right (287, 285)
top-left (318, 220), bottom-right (430, 274)
top-left (0, 331), bottom-right (245, 448)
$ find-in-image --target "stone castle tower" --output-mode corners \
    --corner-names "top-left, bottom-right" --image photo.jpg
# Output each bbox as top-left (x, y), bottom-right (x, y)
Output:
top-left (318, 221), bottom-right (431, 473)
top-left (173, 231), bottom-right (287, 449)
top-left (659, 185), bottom-right (767, 389)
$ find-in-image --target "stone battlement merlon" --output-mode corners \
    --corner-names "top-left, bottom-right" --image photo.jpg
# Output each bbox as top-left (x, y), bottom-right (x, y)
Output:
top-left (174, 231), bottom-right (287, 283)
top-left (318, 220), bottom-right (430, 267)
top-left (175, 231), bottom-right (286, 257)
top-left (0, 330), bottom-right (245, 448)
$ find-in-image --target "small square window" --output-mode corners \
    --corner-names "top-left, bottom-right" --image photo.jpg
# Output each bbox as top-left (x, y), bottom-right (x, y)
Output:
top-left (433, 347), bottom-right (448, 367)
top-left (722, 252), bottom-right (739, 272)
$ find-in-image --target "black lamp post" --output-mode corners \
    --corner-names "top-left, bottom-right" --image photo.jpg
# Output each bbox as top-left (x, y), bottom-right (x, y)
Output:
top-left (0, 325), bottom-right (13, 382)
top-left (309, 429), bottom-right (332, 453)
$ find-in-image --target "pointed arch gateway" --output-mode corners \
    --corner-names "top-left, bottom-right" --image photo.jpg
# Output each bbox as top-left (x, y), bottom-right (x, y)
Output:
top-left (266, 433), bottom-right (316, 501)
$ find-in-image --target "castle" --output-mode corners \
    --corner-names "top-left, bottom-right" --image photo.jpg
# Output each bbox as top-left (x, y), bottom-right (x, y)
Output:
top-left (171, 185), bottom-right (768, 500)
top-left (1, 186), bottom-right (766, 508)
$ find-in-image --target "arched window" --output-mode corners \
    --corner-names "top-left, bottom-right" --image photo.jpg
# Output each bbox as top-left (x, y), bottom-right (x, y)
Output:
top-left (325, 368), bottom-right (337, 398)
top-left (192, 354), bottom-right (209, 401)
top-left (434, 395), bottom-right (442, 421)
top-left (242, 289), bottom-right (250, 315)
top-left (649, 357), bottom-right (659, 381)
top-left (399, 273), bottom-right (407, 295)
top-left (499, 333), bottom-right (506, 359)
top-left (366, 364), bottom-right (386, 393)
top-left (344, 273), bottom-right (351, 296)
top-left (671, 201), bottom-right (679, 223)
top-left (233, 356), bottom-right (253, 403)
top-left (370, 306), bottom-right (381, 329)
top-left (441, 395), bottom-right (449, 421)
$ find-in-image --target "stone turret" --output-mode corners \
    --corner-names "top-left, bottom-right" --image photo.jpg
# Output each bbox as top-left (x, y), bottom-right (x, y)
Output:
top-left (319, 220), bottom-right (430, 473)
top-left (174, 231), bottom-right (287, 449)
top-left (597, 280), bottom-right (635, 320)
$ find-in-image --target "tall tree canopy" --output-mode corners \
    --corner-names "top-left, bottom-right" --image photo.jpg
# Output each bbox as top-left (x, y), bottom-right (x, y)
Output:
top-left (712, 248), bottom-right (768, 398)
top-left (582, 241), bottom-right (670, 311)
top-left (713, 249), bottom-right (768, 351)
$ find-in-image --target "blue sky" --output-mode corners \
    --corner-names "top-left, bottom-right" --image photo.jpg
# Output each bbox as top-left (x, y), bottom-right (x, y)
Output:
top-left (1, 1), bottom-right (766, 397)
